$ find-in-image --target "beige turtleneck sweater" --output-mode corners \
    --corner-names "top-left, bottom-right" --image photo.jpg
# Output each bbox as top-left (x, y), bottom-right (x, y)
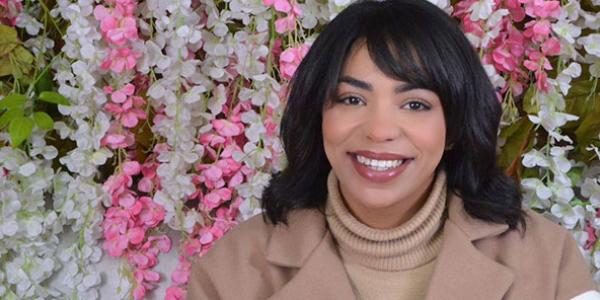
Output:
top-left (325, 170), bottom-right (448, 300)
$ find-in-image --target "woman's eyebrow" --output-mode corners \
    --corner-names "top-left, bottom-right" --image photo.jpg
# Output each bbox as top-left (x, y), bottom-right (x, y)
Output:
top-left (338, 75), bottom-right (420, 93)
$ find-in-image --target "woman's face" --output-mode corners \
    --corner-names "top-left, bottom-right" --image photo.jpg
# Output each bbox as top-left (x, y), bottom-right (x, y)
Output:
top-left (322, 43), bottom-right (446, 229)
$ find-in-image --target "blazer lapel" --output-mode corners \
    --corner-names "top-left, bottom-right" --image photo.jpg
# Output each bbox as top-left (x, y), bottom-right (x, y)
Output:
top-left (268, 231), bottom-right (356, 300)
top-left (265, 209), bottom-right (356, 300)
top-left (425, 195), bottom-right (515, 300)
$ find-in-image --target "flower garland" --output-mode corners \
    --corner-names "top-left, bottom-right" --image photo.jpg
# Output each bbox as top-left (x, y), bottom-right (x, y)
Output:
top-left (0, 0), bottom-right (599, 299)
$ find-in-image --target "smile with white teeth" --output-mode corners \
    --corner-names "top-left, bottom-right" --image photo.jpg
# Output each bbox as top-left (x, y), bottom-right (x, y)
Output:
top-left (355, 155), bottom-right (407, 171)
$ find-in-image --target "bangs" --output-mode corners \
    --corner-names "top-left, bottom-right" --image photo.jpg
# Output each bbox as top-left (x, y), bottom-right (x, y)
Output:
top-left (340, 1), bottom-right (461, 101)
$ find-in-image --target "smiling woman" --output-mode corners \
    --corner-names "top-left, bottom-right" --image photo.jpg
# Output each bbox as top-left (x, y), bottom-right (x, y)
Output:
top-left (186, 0), bottom-right (600, 299)
top-left (322, 43), bottom-right (447, 229)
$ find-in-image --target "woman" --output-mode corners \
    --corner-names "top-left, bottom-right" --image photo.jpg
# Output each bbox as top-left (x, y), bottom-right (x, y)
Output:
top-left (187, 0), bottom-right (599, 299)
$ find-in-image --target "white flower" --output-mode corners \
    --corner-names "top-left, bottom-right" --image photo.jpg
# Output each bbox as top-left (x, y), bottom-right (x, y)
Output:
top-left (579, 34), bottom-right (600, 57)
top-left (469, 0), bottom-right (494, 21)
top-left (334, 0), bottom-right (351, 7)
top-left (18, 162), bottom-right (37, 176)
top-left (427, 0), bottom-right (452, 13)
top-left (580, 11), bottom-right (600, 30)
top-left (521, 178), bottom-right (553, 200)
top-left (555, 62), bottom-right (581, 95)
top-left (16, 12), bottom-right (44, 35)
top-left (483, 64), bottom-right (506, 89)
top-left (1, 220), bottom-right (19, 237)
top-left (559, 0), bottom-right (581, 21)
top-left (551, 153), bottom-right (573, 174)
top-left (551, 202), bottom-right (585, 229)
top-left (549, 182), bottom-right (574, 203)
top-left (528, 110), bottom-right (578, 132)
top-left (522, 149), bottom-right (550, 168)
top-left (238, 197), bottom-right (263, 221)
top-left (552, 21), bottom-right (581, 44)
top-left (23, 36), bottom-right (55, 57)
top-left (582, 178), bottom-right (600, 207)
top-left (236, 171), bottom-right (272, 199)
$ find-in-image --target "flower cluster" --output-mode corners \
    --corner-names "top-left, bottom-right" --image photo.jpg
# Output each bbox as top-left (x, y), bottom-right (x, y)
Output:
top-left (94, 0), bottom-right (141, 73)
top-left (0, 0), bottom-right (21, 26)
top-left (1, 0), bottom-right (599, 298)
top-left (453, 0), bottom-right (562, 98)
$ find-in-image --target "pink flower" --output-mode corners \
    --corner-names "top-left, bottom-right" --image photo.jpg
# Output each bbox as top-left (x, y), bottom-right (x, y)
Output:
top-left (504, 0), bottom-right (525, 22)
top-left (103, 235), bottom-right (129, 256)
top-left (104, 95), bottom-right (147, 128)
top-left (183, 238), bottom-right (202, 257)
top-left (138, 196), bottom-right (165, 227)
top-left (103, 207), bottom-right (130, 240)
top-left (123, 160), bottom-right (141, 176)
top-left (585, 223), bottom-right (597, 250)
top-left (212, 119), bottom-right (244, 137)
top-left (201, 187), bottom-right (232, 209)
top-left (0, 0), bottom-right (22, 26)
top-left (171, 257), bottom-right (191, 284)
top-left (521, 0), bottom-right (560, 19)
top-left (94, 5), bottom-right (138, 46)
top-left (110, 83), bottom-right (135, 103)
top-left (275, 15), bottom-right (296, 34)
top-left (138, 162), bottom-right (158, 192)
top-left (541, 37), bottom-right (560, 56)
top-left (101, 47), bottom-right (141, 74)
top-left (199, 133), bottom-right (227, 147)
top-left (165, 286), bottom-right (186, 300)
top-left (146, 235), bottom-right (171, 253)
top-left (523, 19), bottom-right (551, 43)
top-left (271, 2), bottom-right (301, 33)
top-left (273, 0), bottom-right (291, 13)
top-left (279, 43), bottom-right (310, 80)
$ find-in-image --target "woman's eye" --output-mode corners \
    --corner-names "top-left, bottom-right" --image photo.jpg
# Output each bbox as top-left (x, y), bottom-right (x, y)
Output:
top-left (404, 101), bottom-right (430, 111)
top-left (338, 96), bottom-right (365, 106)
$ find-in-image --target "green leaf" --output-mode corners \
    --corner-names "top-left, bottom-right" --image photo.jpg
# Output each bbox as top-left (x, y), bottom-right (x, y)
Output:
top-left (33, 111), bottom-right (54, 130)
top-left (34, 68), bottom-right (54, 94)
top-left (565, 79), bottom-right (595, 118)
top-left (569, 198), bottom-right (589, 207)
top-left (0, 93), bottom-right (26, 110)
top-left (9, 116), bottom-right (33, 147)
top-left (0, 107), bottom-right (24, 128)
top-left (39, 91), bottom-right (70, 106)
top-left (0, 24), bottom-right (18, 56)
top-left (567, 167), bottom-right (584, 185)
top-left (0, 56), bottom-right (17, 77)
top-left (498, 117), bottom-right (535, 172)
top-left (522, 85), bottom-right (538, 114)
top-left (575, 95), bottom-right (600, 146)
top-left (12, 46), bottom-right (34, 76)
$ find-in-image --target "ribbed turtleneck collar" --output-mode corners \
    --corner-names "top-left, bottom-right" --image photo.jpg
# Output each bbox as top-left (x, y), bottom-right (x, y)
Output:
top-left (325, 170), bottom-right (448, 271)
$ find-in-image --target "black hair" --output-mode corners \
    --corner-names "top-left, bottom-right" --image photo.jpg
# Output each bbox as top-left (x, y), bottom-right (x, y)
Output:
top-left (261, 0), bottom-right (527, 232)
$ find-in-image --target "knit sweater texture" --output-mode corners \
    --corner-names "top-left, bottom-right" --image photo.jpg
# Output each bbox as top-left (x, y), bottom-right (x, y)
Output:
top-left (325, 170), bottom-right (448, 299)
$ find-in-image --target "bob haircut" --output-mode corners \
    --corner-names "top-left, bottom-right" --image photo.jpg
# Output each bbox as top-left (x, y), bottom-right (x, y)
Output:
top-left (261, 0), bottom-right (528, 231)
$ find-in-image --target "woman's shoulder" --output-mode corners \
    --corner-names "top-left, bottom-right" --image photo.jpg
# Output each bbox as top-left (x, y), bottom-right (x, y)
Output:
top-left (187, 208), bottom-right (328, 299)
top-left (513, 207), bottom-right (577, 247)
top-left (203, 212), bottom-right (274, 259)
top-left (198, 208), bottom-right (326, 262)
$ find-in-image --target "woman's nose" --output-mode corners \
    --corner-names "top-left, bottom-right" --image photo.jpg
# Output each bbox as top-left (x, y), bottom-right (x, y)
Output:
top-left (363, 106), bottom-right (402, 142)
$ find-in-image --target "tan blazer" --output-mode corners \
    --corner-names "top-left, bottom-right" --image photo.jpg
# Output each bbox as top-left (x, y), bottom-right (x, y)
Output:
top-left (187, 194), bottom-right (599, 300)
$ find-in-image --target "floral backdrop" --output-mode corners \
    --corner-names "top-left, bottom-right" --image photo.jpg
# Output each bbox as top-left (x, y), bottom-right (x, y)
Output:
top-left (0, 0), bottom-right (599, 298)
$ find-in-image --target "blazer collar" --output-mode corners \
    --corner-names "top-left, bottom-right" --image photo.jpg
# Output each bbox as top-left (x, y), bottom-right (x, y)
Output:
top-left (424, 193), bottom-right (514, 300)
top-left (265, 194), bottom-right (515, 300)
top-left (266, 209), bottom-right (356, 300)
top-left (265, 209), bottom-right (329, 268)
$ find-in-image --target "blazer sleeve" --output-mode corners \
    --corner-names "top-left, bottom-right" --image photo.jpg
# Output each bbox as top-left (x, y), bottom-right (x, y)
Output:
top-left (186, 256), bottom-right (220, 300)
top-left (556, 231), bottom-right (599, 300)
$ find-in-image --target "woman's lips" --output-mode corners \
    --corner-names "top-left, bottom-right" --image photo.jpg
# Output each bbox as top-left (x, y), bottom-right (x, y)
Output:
top-left (349, 153), bottom-right (413, 183)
